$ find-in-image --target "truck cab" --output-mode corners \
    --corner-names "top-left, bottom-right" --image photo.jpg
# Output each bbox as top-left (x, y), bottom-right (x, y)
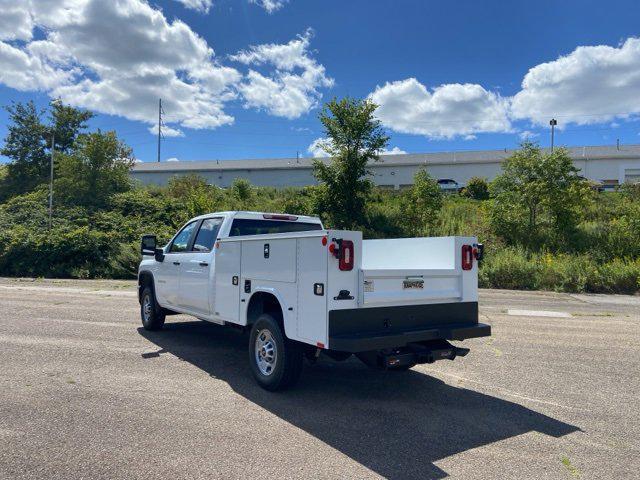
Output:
top-left (138, 211), bottom-right (490, 391)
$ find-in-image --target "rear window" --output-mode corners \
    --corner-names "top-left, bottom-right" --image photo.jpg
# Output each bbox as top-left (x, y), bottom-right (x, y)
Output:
top-left (229, 219), bottom-right (322, 237)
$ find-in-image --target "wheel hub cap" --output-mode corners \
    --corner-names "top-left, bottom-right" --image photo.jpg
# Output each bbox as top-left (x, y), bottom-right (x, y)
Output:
top-left (255, 329), bottom-right (277, 376)
top-left (143, 295), bottom-right (152, 321)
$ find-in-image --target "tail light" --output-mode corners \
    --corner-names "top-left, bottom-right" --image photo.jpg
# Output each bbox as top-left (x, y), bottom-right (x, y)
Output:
top-left (329, 238), bottom-right (355, 271)
top-left (462, 244), bottom-right (473, 271)
top-left (339, 240), bottom-right (354, 271)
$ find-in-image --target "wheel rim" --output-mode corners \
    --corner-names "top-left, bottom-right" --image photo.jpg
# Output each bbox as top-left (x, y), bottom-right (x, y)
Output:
top-left (255, 329), bottom-right (277, 376)
top-left (142, 294), bottom-right (152, 323)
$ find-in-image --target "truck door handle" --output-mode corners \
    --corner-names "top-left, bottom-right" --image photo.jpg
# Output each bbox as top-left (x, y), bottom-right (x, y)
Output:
top-left (199, 262), bottom-right (209, 267)
top-left (173, 261), bottom-right (180, 266)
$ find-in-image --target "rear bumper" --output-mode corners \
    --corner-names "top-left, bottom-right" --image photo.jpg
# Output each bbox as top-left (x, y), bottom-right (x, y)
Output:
top-left (327, 302), bottom-right (490, 352)
top-left (329, 322), bottom-right (491, 352)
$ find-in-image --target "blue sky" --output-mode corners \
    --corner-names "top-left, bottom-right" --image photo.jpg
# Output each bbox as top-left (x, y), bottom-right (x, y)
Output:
top-left (1, 0), bottom-right (640, 163)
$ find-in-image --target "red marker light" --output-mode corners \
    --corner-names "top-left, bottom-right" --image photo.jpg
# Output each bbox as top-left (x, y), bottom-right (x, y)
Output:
top-left (328, 243), bottom-right (336, 254)
top-left (322, 236), bottom-right (327, 246)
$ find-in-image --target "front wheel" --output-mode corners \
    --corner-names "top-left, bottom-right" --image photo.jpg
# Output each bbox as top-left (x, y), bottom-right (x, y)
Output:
top-left (140, 286), bottom-right (165, 331)
top-left (249, 314), bottom-right (303, 391)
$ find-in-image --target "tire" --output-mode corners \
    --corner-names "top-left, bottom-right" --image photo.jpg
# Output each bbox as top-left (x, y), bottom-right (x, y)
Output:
top-left (249, 313), bottom-right (303, 391)
top-left (140, 285), bottom-right (165, 331)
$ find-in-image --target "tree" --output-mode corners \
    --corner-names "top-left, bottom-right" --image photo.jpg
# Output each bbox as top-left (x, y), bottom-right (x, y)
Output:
top-left (49, 100), bottom-right (94, 154)
top-left (312, 97), bottom-right (389, 229)
top-left (0, 101), bottom-right (49, 199)
top-left (462, 176), bottom-right (490, 200)
top-left (167, 173), bottom-right (210, 199)
top-left (231, 178), bottom-right (255, 210)
top-left (402, 169), bottom-right (443, 236)
top-left (0, 100), bottom-right (93, 200)
top-left (55, 131), bottom-right (134, 208)
top-left (489, 142), bottom-right (592, 249)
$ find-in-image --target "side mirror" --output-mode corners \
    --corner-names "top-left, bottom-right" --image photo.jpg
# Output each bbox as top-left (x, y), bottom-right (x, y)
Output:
top-left (141, 235), bottom-right (157, 256)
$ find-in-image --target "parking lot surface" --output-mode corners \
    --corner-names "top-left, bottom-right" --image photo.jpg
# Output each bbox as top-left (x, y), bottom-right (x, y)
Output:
top-left (1, 278), bottom-right (639, 479)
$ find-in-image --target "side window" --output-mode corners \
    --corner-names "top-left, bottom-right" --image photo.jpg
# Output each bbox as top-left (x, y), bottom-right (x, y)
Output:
top-left (169, 221), bottom-right (197, 253)
top-left (192, 218), bottom-right (223, 252)
top-left (229, 219), bottom-right (322, 236)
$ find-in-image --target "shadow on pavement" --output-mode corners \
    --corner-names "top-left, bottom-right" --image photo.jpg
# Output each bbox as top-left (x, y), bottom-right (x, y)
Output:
top-left (139, 321), bottom-right (579, 480)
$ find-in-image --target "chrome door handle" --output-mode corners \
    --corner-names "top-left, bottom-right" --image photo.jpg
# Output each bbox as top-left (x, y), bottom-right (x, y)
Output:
top-left (199, 262), bottom-right (209, 267)
top-left (173, 261), bottom-right (180, 266)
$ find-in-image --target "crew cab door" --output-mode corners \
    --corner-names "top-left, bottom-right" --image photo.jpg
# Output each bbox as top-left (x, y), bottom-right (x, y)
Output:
top-left (178, 218), bottom-right (223, 315)
top-left (155, 220), bottom-right (198, 307)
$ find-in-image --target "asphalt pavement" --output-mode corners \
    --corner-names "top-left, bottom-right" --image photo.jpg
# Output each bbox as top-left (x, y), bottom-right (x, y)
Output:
top-left (0, 278), bottom-right (638, 479)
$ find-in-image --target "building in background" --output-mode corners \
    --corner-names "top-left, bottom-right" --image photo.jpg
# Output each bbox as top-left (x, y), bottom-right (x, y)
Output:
top-left (131, 144), bottom-right (640, 190)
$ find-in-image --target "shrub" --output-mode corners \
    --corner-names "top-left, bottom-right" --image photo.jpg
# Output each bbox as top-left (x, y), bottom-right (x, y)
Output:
top-left (479, 247), bottom-right (539, 290)
top-left (462, 177), bottom-right (490, 200)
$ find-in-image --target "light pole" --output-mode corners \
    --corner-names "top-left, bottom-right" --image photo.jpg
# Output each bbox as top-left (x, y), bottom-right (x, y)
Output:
top-left (48, 132), bottom-right (55, 230)
top-left (549, 118), bottom-right (557, 152)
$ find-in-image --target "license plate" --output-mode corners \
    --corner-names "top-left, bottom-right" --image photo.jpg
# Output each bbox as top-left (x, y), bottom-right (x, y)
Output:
top-left (403, 279), bottom-right (424, 289)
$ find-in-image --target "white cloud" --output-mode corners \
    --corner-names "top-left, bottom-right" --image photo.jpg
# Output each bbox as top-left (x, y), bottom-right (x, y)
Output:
top-left (0, 41), bottom-right (75, 91)
top-left (307, 137), bottom-right (406, 157)
top-left (511, 38), bottom-right (640, 127)
top-left (148, 124), bottom-right (185, 138)
top-left (518, 130), bottom-right (539, 140)
top-left (174, 0), bottom-right (213, 14)
top-left (231, 29), bottom-right (333, 119)
top-left (369, 78), bottom-right (511, 139)
top-left (0, 2), bottom-right (331, 137)
top-left (0, 2), bottom-right (33, 41)
top-left (307, 137), bottom-right (331, 157)
top-left (166, 157), bottom-right (180, 162)
top-left (0, 0), bottom-right (241, 134)
top-left (379, 146), bottom-right (406, 155)
top-left (249, 0), bottom-right (288, 14)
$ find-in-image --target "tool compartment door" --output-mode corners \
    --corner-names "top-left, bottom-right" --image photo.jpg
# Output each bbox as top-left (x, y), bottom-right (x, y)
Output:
top-left (296, 236), bottom-right (328, 345)
top-left (214, 241), bottom-right (241, 323)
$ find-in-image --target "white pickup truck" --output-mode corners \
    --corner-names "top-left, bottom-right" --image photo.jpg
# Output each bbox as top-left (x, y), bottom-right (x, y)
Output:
top-left (138, 211), bottom-right (490, 390)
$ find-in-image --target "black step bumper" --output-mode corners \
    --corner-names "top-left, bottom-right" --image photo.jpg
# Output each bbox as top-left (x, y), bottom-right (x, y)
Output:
top-left (327, 302), bottom-right (490, 352)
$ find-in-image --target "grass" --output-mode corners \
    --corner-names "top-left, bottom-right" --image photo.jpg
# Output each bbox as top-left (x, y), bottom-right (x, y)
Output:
top-left (561, 456), bottom-right (581, 478)
top-left (479, 247), bottom-right (640, 294)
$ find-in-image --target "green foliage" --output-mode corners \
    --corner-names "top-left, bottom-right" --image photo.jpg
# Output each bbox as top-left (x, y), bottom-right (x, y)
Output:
top-left (0, 99), bottom-right (638, 294)
top-left (49, 100), bottom-right (94, 154)
top-left (462, 176), bottom-right (490, 200)
top-left (55, 131), bottom-right (134, 208)
top-left (230, 178), bottom-right (255, 210)
top-left (490, 142), bottom-right (593, 249)
top-left (479, 248), bottom-right (640, 294)
top-left (0, 100), bottom-right (92, 200)
top-left (478, 247), bottom-right (539, 290)
top-left (312, 97), bottom-right (389, 229)
top-left (401, 168), bottom-right (443, 236)
top-left (0, 101), bottom-right (49, 199)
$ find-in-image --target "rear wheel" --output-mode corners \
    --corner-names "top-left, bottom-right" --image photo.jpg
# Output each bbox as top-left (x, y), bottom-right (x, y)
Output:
top-left (140, 286), bottom-right (165, 331)
top-left (249, 314), bottom-right (303, 391)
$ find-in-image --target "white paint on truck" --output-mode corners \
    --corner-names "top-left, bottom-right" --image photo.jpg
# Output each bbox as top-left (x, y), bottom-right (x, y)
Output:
top-left (138, 211), bottom-right (490, 390)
